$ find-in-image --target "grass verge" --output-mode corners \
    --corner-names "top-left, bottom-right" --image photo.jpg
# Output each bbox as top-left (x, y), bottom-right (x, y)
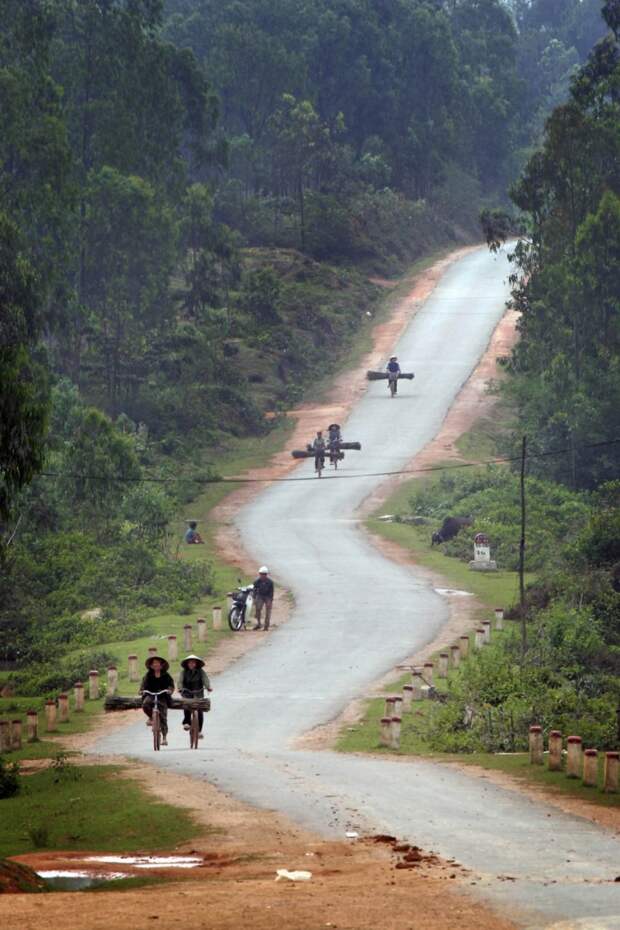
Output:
top-left (0, 764), bottom-right (203, 859)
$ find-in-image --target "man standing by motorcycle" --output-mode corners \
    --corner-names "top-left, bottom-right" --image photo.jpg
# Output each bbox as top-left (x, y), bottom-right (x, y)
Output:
top-left (253, 566), bottom-right (274, 631)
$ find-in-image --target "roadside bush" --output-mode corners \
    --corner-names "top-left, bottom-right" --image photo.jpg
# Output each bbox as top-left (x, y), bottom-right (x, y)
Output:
top-left (408, 467), bottom-right (590, 570)
top-left (11, 650), bottom-right (117, 696)
top-left (0, 757), bottom-right (20, 799)
top-left (418, 609), bottom-right (620, 753)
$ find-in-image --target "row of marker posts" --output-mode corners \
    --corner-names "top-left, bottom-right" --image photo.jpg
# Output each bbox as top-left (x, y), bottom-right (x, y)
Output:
top-left (528, 726), bottom-right (619, 793)
top-left (381, 608), bottom-right (505, 751)
top-left (0, 607), bottom-right (225, 752)
top-left (378, 605), bottom-right (619, 794)
top-left (126, 606), bottom-right (223, 681)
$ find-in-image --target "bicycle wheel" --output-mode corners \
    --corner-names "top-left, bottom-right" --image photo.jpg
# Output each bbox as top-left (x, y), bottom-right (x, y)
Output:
top-left (152, 709), bottom-right (161, 751)
top-left (190, 710), bottom-right (200, 749)
top-left (228, 606), bottom-right (244, 631)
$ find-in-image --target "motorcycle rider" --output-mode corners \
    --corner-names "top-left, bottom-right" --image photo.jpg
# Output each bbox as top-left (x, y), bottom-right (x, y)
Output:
top-left (312, 430), bottom-right (326, 472)
top-left (386, 356), bottom-right (401, 394)
top-left (253, 566), bottom-right (274, 631)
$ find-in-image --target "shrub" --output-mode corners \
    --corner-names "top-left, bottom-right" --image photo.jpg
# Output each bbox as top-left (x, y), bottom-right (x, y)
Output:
top-left (0, 757), bottom-right (20, 799)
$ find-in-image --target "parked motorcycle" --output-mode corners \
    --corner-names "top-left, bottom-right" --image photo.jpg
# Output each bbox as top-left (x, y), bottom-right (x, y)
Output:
top-left (227, 584), bottom-right (254, 631)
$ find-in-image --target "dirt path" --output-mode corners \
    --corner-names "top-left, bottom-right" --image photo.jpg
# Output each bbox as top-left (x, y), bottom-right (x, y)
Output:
top-left (8, 760), bottom-right (516, 930)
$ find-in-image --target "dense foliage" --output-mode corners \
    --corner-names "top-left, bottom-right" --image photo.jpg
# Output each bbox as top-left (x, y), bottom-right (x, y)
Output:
top-left (489, 4), bottom-right (620, 489)
top-left (408, 466), bottom-right (590, 570)
top-left (405, 478), bottom-right (619, 751)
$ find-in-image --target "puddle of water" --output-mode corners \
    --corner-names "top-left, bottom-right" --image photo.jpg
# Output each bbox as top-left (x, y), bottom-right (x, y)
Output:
top-left (433, 587), bottom-right (474, 597)
top-left (37, 870), bottom-right (130, 890)
top-left (85, 855), bottom-right (202, 869)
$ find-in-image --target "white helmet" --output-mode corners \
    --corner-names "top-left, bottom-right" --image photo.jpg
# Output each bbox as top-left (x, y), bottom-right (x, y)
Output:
top-left (258, 565), bottom-right (269, 574)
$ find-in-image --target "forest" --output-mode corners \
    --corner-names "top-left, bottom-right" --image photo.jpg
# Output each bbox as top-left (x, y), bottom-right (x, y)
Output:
top-left (1, 0), bottom-right (619, 733)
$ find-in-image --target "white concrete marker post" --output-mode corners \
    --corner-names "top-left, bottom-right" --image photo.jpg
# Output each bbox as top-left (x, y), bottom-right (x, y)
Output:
top-left (390, 716), bottom-right (402, 751)
top-left (107, 665), bottom-right (118, 696)
top-left (583, 749), bottom-right (598, 787)
top-left (0, 719), bottom-right (10, 752)
top-left (529, 725), bottom-right (543, 764)
top-left (384, 697), bottom-right (396, 719)
top-left (45, 699), bottom-right (57, 732)
top-left (148, 646), bottom-right (158, 659)
top-left (438, 653), bottom-right (449, 678)
top-left (548, 730), bottom-right (563, 771)
top-left (474, 629), bottom-right (485, 650)
top-left (128, 654), bottom-right (138, 682)
top-left (423, 662), bottom-right (434, 686)
top-left (604, 752), bottom-right (619, 793)
top-left (212, 607), bottom-right (222, 631)
top-left (411, 673), bottom-right (423, 701)
top-left (469, 533), bottom-right (497, 572)
top-left (482, 620), bottom-right (491, 644)
top-left (167, 635), bottom-right (178, 661)
top-left (402, 685), bottom-right (413, 712)
top-left (26, 710), bottom-right (38, 742)
top-left (459, 635), bottom-right (470, 658)
top-left (58, 693), bottom-right (69, 723)
top-left (494, 608), bottom-right (504, 630)
top-left (184, 624), bottom-right (192, 651)
top-left (393, 696), bottom-right (403, 718)
top-left (380, 716), bottom-right (391, 747)
top-left (197, 618), bottom-right (207, 642)
top-left (566, 736), bottom-right (583, 779)
top-left (450, 644), bottom-right (460, 668)
top-left (11, 719), bottom-right (22, 750)
top-left (88, 669), bottom-right (100, 701)
top-left (74, 681), bottom-right (85, 712)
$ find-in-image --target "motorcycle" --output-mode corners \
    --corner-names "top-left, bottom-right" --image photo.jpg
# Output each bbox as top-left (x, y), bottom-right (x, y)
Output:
top-left (227, 583), bottom-right (255, 631)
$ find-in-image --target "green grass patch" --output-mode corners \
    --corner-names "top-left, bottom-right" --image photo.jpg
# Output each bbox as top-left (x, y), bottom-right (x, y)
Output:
top-left (368, 512), bottom-right (527, 609)
top-left (0, 764), bottom-right (203, 858)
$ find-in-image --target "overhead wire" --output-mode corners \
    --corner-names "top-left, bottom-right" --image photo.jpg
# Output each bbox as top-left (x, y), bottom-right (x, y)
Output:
top-left (37, 436), bottom-right (620, 485)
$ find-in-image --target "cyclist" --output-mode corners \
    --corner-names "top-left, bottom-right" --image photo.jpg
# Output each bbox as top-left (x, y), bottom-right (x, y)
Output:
top-left (178, 654), bottom-right (212, 738)
top-left (386, 356), bottom-right (401, 394)
top-left (139, 656), bottom-right (175, 745)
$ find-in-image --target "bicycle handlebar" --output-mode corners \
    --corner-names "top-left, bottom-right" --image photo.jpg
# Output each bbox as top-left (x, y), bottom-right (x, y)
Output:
top-left (142, 689), bottom-right (171, 696)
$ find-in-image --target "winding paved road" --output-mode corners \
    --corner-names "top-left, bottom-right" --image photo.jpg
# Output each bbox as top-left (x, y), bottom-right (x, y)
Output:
top-left (95, 247), bottom-right (620, 929)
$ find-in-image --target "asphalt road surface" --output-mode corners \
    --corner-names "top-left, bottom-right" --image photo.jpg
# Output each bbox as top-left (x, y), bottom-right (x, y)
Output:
top-left (95, 247), bottom-right (620, 929)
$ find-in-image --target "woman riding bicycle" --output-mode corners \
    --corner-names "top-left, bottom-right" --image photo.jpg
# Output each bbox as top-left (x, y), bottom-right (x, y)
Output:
top-left (177, 655), bottom-right (212, 738)
top-left (139, 656), bottom-right (175, 746)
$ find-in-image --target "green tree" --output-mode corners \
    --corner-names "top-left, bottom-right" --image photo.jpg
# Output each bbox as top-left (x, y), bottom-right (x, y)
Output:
top-left (0, 213), bottom-right (49, 524)
top-left (82, 167), bottom-right (177, 415)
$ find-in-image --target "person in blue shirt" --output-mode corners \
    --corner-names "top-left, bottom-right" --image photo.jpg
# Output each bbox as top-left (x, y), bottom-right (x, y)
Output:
top-left (386, 356), bottom-right (401, 393)
top-left (184, 520), bottom-right (204, 544)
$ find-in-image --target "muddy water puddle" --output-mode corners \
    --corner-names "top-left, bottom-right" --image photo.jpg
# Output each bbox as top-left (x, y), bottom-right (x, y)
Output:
top-left (36, 855), bottom-right (203, 890)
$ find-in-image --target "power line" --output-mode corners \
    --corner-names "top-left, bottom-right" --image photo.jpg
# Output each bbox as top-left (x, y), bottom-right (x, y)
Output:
top-left (37, 437), bottom-right (620, 485)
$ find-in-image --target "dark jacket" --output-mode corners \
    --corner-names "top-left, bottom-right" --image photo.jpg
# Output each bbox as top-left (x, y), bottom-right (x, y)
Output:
top-left (253, 576), bottom-right (274, 599)
top-left (139, 670), bottom-right (175, 700)
top-left (177, 666), bottom-right (211, 695)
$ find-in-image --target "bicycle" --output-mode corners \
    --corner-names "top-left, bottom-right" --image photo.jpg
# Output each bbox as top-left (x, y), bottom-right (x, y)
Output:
top-left (314, 451), bottom-right (325, 478)
top-left (182, 689), bottom-right (206, 749)
top-left (142, 689), bottom-right (170, 751)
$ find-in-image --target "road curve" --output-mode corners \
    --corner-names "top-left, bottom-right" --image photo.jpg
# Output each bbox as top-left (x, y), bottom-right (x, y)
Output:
top-left (95, 247), bottom-right (620, 928)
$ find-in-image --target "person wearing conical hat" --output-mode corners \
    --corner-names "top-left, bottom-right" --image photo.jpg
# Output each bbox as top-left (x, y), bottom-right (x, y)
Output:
top-left (177, 655), bottom-right (212, 738)
top-left (139, 656), bottom-right (175, 745)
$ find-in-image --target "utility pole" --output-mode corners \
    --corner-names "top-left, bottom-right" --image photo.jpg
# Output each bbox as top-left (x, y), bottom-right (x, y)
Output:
top-left (519, 435), bottom-right (527, 657)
